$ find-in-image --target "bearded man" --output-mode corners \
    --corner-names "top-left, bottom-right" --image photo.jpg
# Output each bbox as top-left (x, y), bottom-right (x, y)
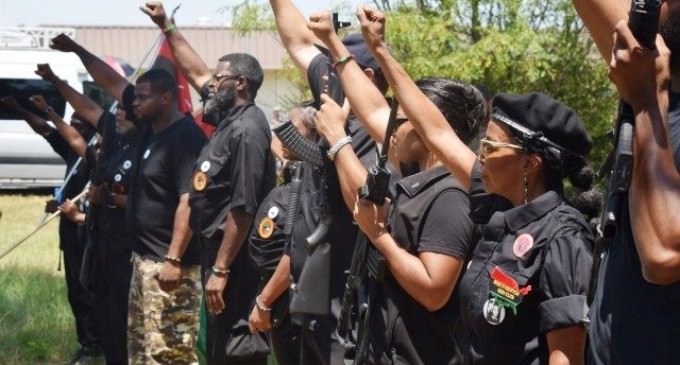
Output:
top-left (141, 3), bottom-right (276, 365)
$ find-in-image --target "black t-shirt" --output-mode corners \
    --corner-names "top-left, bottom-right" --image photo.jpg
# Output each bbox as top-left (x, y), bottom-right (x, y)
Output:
top-left (89, 111), bottom-right (138, 234)
top-left (45, 129), bottom-right (92, 247)
top-left (368, 166), bottom-right (474, 365)
top-left (189, 102), bottom-right (276, 242)
top-left (286, 53), bottom-right (378, 303)
top-left (456, 163), bottom-right (593, 365)
top-left (125, 110), bottom-right (207, 264)
top-left (587, 91), bottom-right (680, 365)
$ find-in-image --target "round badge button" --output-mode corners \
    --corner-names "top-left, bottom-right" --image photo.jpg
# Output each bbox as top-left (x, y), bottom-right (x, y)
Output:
top-left (258, 217), bottom-right (275, 239)
top-left (483, 298), bottom-right (506, 326)
top-left (267, 206), bottom-right (279, 219)
top-left (193, 171), bottom-right (208, 191)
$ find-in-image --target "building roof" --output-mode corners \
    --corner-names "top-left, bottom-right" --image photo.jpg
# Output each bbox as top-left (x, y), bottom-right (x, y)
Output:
top-left (48, 25), bottom-right (287, 70)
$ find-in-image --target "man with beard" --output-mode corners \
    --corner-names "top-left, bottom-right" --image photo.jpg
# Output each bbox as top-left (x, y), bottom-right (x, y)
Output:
top-left (142, 3), bottom-right (276, 365)
top-left (572, 0), bottom-right (680, 363)
top-left (50, 33), bottom-right (207, 364)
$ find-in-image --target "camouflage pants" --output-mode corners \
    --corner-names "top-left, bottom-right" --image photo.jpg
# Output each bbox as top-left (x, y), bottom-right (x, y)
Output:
top-left (128, 254), bottom-right (202, 365)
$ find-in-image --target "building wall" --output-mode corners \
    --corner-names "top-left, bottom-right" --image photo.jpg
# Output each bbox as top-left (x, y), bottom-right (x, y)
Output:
top-left (51, 25), bottom-right (301, 122)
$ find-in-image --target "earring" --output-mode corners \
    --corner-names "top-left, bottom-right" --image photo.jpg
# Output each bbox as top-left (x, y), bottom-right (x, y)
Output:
top-left (523, 172), bottom-right (529, 204)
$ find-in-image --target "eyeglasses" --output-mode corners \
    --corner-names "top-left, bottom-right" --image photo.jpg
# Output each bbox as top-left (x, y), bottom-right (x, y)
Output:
top-left (212, 73), bottom-right (241, 82)
top-left (479, 138), bottom-right (523, 157)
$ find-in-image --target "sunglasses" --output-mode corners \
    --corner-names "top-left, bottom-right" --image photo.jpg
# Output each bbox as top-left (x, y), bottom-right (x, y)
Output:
top-left (479, 138), bottom-right (523, 157)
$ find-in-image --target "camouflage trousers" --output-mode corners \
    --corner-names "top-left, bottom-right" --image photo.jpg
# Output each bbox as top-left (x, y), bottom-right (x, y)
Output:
top-left (128, 254), bottom-right (202, 365)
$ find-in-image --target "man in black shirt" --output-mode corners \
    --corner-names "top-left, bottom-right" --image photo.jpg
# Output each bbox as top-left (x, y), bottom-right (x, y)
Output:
top-left (572, 1), bottom-right (680, 363)
top-left (34, 62), bottom-right (139, 365)
top-left (268, 1), bottom-right (385, 364)
top-left (50, 34), bottom-right (207, 364)
top-left (141, 3), bottom-right (277, 364)
top-left (0, 96), bottom-right (101, 364)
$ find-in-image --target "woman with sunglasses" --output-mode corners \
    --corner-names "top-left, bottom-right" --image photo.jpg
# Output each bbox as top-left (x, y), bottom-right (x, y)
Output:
top-left (352, 6), bottom-right (600, 365)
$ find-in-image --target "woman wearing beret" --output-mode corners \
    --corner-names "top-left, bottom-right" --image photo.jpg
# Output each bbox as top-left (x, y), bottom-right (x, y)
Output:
top-left (354, 6), bottom-right (599, 365)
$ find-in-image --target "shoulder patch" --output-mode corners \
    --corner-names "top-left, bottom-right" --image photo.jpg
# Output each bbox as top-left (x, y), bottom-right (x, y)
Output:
top-left (257, 217), bottom-right (275, 239)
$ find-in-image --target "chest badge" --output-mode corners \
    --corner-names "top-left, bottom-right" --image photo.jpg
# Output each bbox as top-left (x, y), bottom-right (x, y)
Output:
top-left (513, 233), bottom-right (534, 258)
top-left (267, 206), bottom-right (279, 219)
top-left (200, 161), bottom-right (211, 172)
top-left (484, 266), bottom-right (532, 325)
top-left (483, 298), bottom-right (506, 326)
top-left (143, 149), bottom-right (151, 159)
top-left (122, 160), bottom-right (132, 170)
top-left (258, 217), bottom-right (275, 239)
top-left (193, 171), bottom-right (208, 191)
top-left (114, 174), bottom-right (122, 182)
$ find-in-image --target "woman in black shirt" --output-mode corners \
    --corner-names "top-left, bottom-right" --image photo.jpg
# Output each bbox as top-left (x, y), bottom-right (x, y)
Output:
top-left (352, 7), bottom-right (600, 365)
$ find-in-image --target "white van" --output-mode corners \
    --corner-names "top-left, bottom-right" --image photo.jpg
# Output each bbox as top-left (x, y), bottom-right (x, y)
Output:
top-left (0, 28), bottom-right (88, 189)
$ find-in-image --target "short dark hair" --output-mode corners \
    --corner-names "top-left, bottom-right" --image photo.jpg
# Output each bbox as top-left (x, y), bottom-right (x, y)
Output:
top-left (136, 69), bottom-right (178, 100)
top-left (415, 78), bottom-right (486, 146)
top-left (218, 53), bottom-right (264, 99)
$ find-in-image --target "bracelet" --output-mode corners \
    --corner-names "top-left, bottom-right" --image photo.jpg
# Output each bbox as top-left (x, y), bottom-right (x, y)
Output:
top-left (255, 295), bottom-right (271, 312)
top-left (212, 266), bottom-right (230, 277)
top-left (163, 23), bottom-right (177, 34)
top-left (332, 54), bottom-right (354, 68)
top-left (164, 255), bottom-right (181, 264)
top-left (326, 136), bottom-right (352, 161)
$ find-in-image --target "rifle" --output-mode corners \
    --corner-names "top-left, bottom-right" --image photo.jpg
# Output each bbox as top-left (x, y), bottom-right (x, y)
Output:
top-left (289, 155), bottom-right (333, 316)
top-left (590, 0), bottom-right (660, 303)
top-left (288, 12), bottom-right (353, 318)
top-left (337, 98), bottom-right (400, 363)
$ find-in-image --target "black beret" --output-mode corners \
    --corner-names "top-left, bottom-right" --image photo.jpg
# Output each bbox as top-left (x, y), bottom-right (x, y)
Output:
top-left (342, 33), bottom-right (380, 72)
top-left (491, 92), bottom-right (592, 158)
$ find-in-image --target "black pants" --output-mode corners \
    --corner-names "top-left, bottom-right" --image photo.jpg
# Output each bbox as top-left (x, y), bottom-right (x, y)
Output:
top-left (296, 313), bottom-right (346, 365)
top-left (60, 219), bottom-right (100, 350)
top-left (90, 231), bottom-right (133, 365)
top-left (200, 237), bottom-right (270, 365)
top-left (270, 315), bottom-right (302, 365)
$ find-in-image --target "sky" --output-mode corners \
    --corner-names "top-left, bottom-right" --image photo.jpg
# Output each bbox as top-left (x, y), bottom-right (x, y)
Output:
top-left (0, 0), bottom-right (358, 27)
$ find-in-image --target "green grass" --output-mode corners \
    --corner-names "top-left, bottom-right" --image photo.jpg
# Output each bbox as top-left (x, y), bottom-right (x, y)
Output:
top-left (0, 195), bottom-right (281, 365)
top-left (0, 194), bottom-right (77, 364)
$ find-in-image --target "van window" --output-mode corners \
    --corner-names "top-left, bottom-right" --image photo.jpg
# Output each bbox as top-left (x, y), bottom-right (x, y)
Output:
top-left (0, 78), bottom-right (67, 119)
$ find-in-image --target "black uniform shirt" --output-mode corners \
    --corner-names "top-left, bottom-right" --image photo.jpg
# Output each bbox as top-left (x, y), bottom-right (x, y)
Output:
top-left (90, 111), bottom-right (137, 234)
top-left (457, 163), bottom-right (593, 365)
top-left (126, 114), bottom-right (206, 264)
top-left (249, 183), bottom-right (289, 276)
top-left (46, 129), bottom-right (92, 202)
top-left (189, 102), bottom-right (276, 242)
top-left (370, 166), bottom-right (474, 365)
top-left (45, 129), bottom-right (92, 247)
top-left (587, 90), bottom-right (680, 365)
